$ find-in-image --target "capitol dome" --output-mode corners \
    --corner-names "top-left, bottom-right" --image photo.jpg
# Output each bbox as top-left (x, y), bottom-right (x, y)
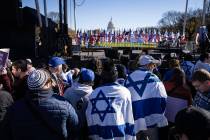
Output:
top-left (107, 18), bottom-right (115, 32)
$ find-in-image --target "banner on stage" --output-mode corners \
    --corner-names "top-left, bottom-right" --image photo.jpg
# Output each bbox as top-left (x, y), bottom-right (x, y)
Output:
top-left (97, 42), bottom-right (157, 48)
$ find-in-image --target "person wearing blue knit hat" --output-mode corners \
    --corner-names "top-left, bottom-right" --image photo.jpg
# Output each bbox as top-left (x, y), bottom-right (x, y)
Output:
top-left (80, 68), bottom-right (95, 83)
top-left (64, 67), bottom-right (95, 140)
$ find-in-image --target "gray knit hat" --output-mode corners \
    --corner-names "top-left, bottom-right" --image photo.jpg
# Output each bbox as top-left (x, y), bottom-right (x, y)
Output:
top-left (27, 69), bottom-right (50, 90)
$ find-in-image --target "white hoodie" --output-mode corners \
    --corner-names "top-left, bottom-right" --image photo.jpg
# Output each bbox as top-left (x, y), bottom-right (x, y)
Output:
top-left (64, 82), bottom-right (93, 126)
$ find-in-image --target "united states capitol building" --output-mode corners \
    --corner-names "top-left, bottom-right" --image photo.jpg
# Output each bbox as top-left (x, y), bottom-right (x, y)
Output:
top-left (107, 18), bottom-right (115, 32)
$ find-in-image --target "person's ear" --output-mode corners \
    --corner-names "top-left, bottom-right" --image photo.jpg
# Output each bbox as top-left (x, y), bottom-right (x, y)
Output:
top-left (0, 84), bottom-right (3, 90)
top-left (206, 81), bottom-right (210, 86)
top-left (43, 79), bottom-right (53, 89)
top-left (180, 133), bottom-right (189, 140)
top-left (17, 68), bottom-right (21, 73)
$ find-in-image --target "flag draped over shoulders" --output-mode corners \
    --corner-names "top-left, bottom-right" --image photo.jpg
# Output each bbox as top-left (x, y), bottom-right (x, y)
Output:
top-left (86, 83), bottom-right (136, 140)
top-left (125, 69), bottom-right (168, 133)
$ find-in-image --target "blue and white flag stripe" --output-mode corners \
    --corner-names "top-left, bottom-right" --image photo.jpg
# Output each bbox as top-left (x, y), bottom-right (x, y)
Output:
top-left (132, 98), bottom-right (166, 120)
top-left (88, 123), bottom-right (135, 139)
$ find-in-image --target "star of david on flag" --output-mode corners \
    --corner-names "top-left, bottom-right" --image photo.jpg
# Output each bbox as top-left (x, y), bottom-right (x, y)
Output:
top-left (182, 62), bottom-right (192, 76)
top-left (90, 90), bottom-right (115, 122)
top-left (126, 72), bottom-right (152, 97)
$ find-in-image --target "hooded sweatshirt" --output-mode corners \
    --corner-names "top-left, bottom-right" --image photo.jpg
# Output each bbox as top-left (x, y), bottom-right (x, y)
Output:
top-left (64, 82), bottom-right (93, 126)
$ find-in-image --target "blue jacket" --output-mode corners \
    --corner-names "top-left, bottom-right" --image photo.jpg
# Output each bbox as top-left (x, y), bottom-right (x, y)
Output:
top-left (1, 89), bottom-right (79, 140)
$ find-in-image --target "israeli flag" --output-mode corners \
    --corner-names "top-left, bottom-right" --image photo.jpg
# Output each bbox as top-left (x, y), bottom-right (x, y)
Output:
top-left (181, 61), bottom-right (195, 81)
top-left (125, 68), bottom-right (168, 133)
top-left (86, 83), bottom-right (136, 140)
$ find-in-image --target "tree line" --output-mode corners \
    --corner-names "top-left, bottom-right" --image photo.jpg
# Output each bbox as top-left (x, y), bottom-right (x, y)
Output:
top-left (158, 8), bottom-right (210, 41)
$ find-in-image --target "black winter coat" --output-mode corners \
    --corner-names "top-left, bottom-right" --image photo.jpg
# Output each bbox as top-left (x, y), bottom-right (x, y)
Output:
top-left (1, 89), bottom-right (79, 140)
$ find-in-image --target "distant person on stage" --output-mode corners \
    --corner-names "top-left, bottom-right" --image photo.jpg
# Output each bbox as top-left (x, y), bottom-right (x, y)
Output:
top-left (195, 25), bottom-right (209, 54)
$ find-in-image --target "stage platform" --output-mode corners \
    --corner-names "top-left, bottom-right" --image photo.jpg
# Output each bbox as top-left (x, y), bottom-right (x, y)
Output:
top-left (72, 45), bottom-right (183, 54)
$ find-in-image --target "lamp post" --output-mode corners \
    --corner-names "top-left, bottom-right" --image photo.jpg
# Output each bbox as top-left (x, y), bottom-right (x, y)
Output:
top-left (202, 0), bottom-right (207, 25)
top-left (44, 0), bottom-right (48, 27)
top-left (183, 0), bottom-right (188, 37)
top-left (59, 0), bottom-right (63, 32)
top-left (35, 0), bottom-right (42, 27)
top-left (73, 0), bottom-right (76, 31)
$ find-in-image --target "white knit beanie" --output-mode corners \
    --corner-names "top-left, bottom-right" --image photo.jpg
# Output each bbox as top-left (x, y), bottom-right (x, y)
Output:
top-left (27, 69), bottom-right (50, 90)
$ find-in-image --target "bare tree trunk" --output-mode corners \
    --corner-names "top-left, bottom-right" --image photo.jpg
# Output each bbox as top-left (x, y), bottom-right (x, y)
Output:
top-left (73, 0), bottom-right (76, 31)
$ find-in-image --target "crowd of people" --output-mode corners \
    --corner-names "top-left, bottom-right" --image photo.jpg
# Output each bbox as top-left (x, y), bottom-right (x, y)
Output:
top-left (0, 50), bottom-right (210, 140)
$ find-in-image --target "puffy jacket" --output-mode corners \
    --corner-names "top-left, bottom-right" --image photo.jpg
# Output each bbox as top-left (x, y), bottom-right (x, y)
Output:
top-left (1, 89), bottom-right (79, 140)
top-left (0, 90), bottom-right (13, 127)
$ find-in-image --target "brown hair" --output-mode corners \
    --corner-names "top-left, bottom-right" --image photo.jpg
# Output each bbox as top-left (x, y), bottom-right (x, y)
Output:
top-left (169, 59), bottom-right (180, 68)
top-left (192, 69), bottom-right (210, 82)
top-left (169, 68), bottom-right (186, 87)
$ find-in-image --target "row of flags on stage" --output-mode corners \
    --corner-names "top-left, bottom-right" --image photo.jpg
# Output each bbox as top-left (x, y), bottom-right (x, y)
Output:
top-left (73, 29), bottom-right (182, 47)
